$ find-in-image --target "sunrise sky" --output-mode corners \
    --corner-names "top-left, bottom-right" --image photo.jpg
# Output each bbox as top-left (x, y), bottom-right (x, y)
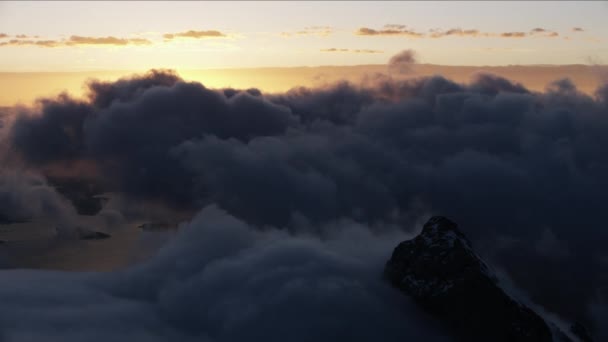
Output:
top-left (0, 1), bottom-right (607, 105)
top-left (1, 1), bottom-right (607, 71)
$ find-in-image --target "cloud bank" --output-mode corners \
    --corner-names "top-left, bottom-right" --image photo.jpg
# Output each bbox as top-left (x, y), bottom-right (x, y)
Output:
top-left (1, 51), bottom-right (608, 339)
top-left (0, 206), bottom-right (449, 342)
top-left (357, 25), bottom-right (562, 39)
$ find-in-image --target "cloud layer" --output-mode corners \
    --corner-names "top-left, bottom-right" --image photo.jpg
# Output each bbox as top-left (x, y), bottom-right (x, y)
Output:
top-left (0, 206), bottom-right (449, 342)
top-left (1, 52), bottom-right (608, 339)
top-left (0, 35), bottom-right (152, 47)
top-left (356, 25), bottom-right (561, 39)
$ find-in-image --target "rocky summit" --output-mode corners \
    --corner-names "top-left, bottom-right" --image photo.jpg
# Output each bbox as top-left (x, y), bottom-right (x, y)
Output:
top-left (384, 216), bottom-right (554, 342)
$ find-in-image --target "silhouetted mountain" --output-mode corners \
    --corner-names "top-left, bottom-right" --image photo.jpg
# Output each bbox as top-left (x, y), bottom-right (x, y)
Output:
top-left (385, 216), bottom-right (559, 341)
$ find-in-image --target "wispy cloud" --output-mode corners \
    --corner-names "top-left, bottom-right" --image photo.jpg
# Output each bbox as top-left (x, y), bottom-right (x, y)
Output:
top-left (281, 26), bottom-right (333, 38)
top-left (15, 34), bottom-right (38, 39)
top-left (0, 35), bottom-right (152, 48)
top-left (572, 27), bottom-right (585, 32)
top-left (320, 48), bottom-right (383, 54)
top-left (0, 33), bottom-right (9, 39)
top-left (355, 26), bottom-right (424, 38)
top-left (68, 35), bottom-right (151, 46)
top-left (163, 30), bottom-right (227, 40)
top-left (0, 39), bottom-right (62, 47)
top-left (500, 32), bottom-right (527, 38)
top-left (429, 28), bottom-right (484, 38)
top-left (357, 25), bottom-right (564, 39)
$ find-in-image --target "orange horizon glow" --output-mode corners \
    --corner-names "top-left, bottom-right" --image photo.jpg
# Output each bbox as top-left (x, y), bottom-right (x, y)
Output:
top-left (0, 63), bottom-right (606, 107)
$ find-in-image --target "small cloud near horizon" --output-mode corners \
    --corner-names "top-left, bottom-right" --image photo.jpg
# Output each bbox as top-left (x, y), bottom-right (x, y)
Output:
top-left (320, 48), bottom-right (383, 54)
top-left (357, 25), bottom-right (563, 39)
top-left (281, 26), bottom-right (333, 38)
top-left (0, 35), bottom-right (152, 48)
top-left (163, 30), bottom-right (227, 40)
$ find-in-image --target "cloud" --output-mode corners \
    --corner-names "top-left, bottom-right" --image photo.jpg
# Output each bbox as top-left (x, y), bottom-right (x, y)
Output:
top-left (355, 26), bottom-right (424, 38)
top-left (0, 36), bottom-right (152, 48)
top-left (529, 28), bottom-right (559, 37)
top-left (0, 33), bottom-right (8, 39)
top-left (500, 31), bottom-right (527, 38)
top-left (429, 28), bottom-right (482, 38)
top-left (387, 49), bottom-right (417, 74)
top-left (163, 30), bottom-right (227, 40)
top-left (281, 26), bottom-right (333, 38)
top-left (384, 24), bottom-right (408, 30)
top-left (531, 28), bottom-right (547, 33)
top-left (0, 169), bottom-right (78, 235)
top-left (15, 34), bottom-right (38, 39)
top-left (572, 27), bottom-right (585, 32)
top-left (357, 26), bottom-right (563, 39)
top-left (3, 58), bottom-right (608, 339)
top-left (67, 35), bottom-right (152, 46)
top-left (0, 39), bottom-right (61, 47)
top-left (320, 48), bottom-right (383, 54)
top-left (0, 205), bottom-right (449, 341)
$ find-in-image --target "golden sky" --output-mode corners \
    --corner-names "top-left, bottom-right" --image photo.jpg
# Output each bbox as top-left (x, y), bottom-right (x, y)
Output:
top-left (0, 1), bottom-right (607, 105)
top-left (1, 1), bottom-right (607, 71)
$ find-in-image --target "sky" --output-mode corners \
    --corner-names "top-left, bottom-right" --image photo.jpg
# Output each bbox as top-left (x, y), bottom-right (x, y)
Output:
top-left (1, 2), bottom-right (608, 341)
top-left (0, 1), bottom-right (607, 71)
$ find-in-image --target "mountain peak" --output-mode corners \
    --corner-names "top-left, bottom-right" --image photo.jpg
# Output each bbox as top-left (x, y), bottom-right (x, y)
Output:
top-left (385, 216), bottom-right (554, 341)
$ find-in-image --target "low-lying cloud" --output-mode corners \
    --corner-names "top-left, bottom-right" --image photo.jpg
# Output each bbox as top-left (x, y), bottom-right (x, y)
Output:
top-left (0, 206), bottom-right (449, 342)
top-left (1, 50), bottom-right (608, 339)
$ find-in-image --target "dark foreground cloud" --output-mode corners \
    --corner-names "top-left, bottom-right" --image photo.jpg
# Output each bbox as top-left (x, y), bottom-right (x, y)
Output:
top-left (3, 52), bottom-right (608, 339)
top-left (0, 206), bottom-right (449, 342)
top-left (0, 169), bottom-right (77, 235)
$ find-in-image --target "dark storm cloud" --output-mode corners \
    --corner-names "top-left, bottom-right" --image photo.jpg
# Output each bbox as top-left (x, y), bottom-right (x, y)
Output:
top-left (9, 70), bottom-right (297, 207)
top-left (4, 50), bottom-right (608, 339)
